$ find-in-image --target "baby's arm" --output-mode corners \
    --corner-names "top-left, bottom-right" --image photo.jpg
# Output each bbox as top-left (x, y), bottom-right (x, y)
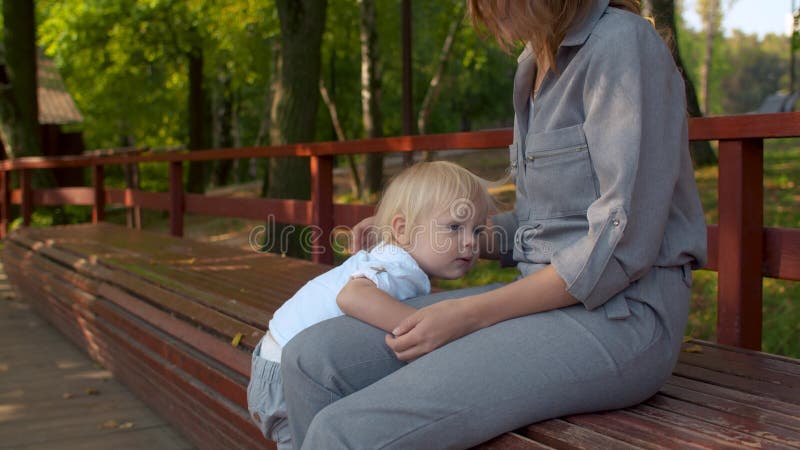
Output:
top-left (337, 278), bottom-right (417, 333)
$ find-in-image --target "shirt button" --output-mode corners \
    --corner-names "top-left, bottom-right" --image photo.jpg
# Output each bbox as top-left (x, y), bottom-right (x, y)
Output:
top-left (612, 219), bottom-right (620, 227)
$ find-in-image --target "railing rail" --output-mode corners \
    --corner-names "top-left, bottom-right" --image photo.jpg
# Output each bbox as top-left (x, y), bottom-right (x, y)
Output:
top-left (1, 112), bottom-right (799, 351)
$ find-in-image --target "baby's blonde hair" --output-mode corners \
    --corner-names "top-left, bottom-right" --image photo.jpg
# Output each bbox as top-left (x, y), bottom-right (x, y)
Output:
top-left (373, 161), bottom-right (496, 247)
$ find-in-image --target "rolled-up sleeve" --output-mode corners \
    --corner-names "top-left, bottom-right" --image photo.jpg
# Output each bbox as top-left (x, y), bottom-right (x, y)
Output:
top-left (550, 25), bottom-right (688, 310)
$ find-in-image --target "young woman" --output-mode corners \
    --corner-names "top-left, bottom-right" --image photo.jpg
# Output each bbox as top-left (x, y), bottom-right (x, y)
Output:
top-left (280, 1), bottom-right (707, 448)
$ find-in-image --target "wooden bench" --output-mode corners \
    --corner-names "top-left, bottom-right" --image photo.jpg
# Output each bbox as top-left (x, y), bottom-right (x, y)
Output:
top-left (4, 223), bottom-right (799, 449)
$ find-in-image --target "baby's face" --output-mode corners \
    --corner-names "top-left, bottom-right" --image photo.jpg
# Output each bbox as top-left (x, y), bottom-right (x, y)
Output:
top-left (404, 200), bottom-right (487, 280)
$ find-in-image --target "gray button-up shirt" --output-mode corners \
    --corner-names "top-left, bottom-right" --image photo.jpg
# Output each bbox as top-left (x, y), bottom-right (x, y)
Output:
top-left (493, 0), bottom-right (707, 311)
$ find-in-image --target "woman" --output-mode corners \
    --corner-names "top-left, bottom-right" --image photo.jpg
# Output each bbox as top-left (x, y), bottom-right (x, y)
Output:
top-left (281, 1), bottom-right (707, 448)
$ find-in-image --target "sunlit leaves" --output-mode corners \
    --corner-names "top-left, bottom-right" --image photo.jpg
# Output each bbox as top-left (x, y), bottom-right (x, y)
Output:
top-left (36, 0), bottom-right (277, 149)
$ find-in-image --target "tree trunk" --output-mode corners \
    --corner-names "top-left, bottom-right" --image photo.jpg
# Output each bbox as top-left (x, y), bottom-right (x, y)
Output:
top-left (419, 4), bottom-right (464, 161)
top-left (401, 0), bottom-right (414, 167)
top-left (213, 70), bottom-right (234, 187)
top-left (359, 0), bottom-right (384, 200)
top-left (268, 0), bottom-right (327, 257)
top-left (0, 0), bottom-right (40, 160)
top-left (258, 41), bottom-right (281, 197)
top-left (187, 44), bottom-right (206, 193)
top-left (650, 0), bottom-right (718, 167)
top-left (699, 0), bottom-right (721, 115)
top-left (320, 79), bottom-right (361, 198)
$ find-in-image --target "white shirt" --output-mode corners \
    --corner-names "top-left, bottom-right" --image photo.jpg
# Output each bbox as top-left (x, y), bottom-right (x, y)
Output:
top-left (266, 243), bottom-right (431, 356)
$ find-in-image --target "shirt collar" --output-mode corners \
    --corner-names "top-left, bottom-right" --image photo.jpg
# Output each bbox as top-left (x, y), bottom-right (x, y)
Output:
top-left (561, 0), bottom-right (610, 47)
top-left (516, 0), bottom-right (609, 63)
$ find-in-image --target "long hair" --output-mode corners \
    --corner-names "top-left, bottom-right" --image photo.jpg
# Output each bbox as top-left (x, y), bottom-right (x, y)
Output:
top-left (468, 0), bottom-right (641, 72)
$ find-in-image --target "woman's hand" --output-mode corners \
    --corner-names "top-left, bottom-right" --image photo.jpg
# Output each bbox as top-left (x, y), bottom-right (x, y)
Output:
top-left (350, 216), bottom-right (377, 253)
top-left (385, 299), bottom-right (480, 361)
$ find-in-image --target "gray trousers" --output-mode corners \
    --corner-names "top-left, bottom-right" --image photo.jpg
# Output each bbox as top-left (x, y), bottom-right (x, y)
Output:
top-left (281, 265), bottom-right (691, 450)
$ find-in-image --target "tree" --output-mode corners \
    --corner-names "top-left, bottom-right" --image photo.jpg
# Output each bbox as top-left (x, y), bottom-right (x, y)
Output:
top-left (696, 0), bottom-right (722, 115)
top-left (267, 0), bottom-right (327, 257)
top-left (187, 37), bottom-right (207, 193)
top-left (0, 0), bottom-right (40, 160)
top-left (648, 0), bottom-right (718, 166)
top-left (418, 1), bottom-right (464, 162)
top-left (721, 32), bottom-right (787, 113)
top-left (359, 0), bottom-right (384, 200)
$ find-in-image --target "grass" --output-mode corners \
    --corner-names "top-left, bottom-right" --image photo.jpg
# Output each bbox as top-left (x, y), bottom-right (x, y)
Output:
top-left (14, 142), bottom-right (800, 358)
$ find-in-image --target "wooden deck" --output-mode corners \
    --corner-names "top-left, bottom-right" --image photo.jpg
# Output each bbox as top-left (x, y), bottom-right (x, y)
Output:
top-left (0, 261), bottom-right (194, 450)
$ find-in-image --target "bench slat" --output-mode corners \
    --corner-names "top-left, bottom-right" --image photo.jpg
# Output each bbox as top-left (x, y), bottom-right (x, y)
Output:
top-left (660, 381), bottom-right (800, 433)
top-left (680, 341), bottom-right (800, 379)
top-left (520, 419), bottom-right (642, 449)
top-left (645, 394), bottom-right (800, 447)
top-left (673, 363), bottom-right (800, 405)
top-left (567, 410), bottom-right (750, 449)
top-left (665, 376), bottom-right (800, 420)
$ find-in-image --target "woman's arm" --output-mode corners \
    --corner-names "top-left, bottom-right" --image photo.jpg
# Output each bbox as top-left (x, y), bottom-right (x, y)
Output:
top-left (386, 266), bottom-right (576, 361)
top-left (337, 278), bottom-right (417, 333)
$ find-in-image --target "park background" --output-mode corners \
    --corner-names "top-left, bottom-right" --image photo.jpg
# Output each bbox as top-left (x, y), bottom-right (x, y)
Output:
top-left (0, 0), bottom-right (797, 357)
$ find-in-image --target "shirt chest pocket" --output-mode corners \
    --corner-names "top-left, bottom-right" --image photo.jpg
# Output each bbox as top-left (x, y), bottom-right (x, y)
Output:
top-left (523, 124), bottom-right (599, 219)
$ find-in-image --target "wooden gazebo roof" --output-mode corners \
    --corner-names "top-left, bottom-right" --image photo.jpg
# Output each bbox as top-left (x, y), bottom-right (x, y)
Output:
top-left (37, 55), bottom-right (83, 125)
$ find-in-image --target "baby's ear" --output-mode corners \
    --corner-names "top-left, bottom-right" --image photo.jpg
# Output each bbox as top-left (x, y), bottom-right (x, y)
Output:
top-left (391, 214), bottom-right (407, 245)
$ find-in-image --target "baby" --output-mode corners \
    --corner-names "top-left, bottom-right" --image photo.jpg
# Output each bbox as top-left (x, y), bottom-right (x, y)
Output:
top-left (247, 161), bottom-right (495, 450)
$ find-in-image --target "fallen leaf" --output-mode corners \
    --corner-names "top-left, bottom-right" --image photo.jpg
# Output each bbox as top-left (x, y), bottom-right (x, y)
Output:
top-left (86, 388), bottom-right (100, 396)
top-left (683, 344), bottom-right (703, 353)
top-left (231, 332), bottom-right (244, 348)
top-left (682, 336), bottom-right (693, 343)
top-left (0, 363), bottom-right (8, 372)
top-left (101, 420), bottom-right (119, 429)
top-left (62, 393), bottom-right (73, 400)
top-left (118, 422), bottom-right (135, 430)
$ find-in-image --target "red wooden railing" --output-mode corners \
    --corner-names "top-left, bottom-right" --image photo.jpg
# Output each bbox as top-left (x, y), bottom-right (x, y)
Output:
top-left (1, 113), bottom-right (799, 351)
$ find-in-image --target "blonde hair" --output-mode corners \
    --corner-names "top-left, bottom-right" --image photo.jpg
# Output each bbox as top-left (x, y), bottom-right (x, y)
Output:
top-left (373, 161), bottom-right (496, 247)
top-left (468, 0), bottom-right (641, 72)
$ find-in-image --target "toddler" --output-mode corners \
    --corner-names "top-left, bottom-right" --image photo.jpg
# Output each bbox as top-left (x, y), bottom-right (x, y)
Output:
top-left (247, 161), bottom-right (495, 450)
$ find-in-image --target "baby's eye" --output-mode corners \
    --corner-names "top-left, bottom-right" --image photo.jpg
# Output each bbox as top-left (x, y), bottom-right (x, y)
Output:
top-left (448, 223), bottom-right (462, 232)
top-left (473, 225), bottom-right (487, 236)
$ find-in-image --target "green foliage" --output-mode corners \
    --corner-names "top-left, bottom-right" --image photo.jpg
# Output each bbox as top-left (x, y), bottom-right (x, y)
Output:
top-left (676, 6), bottom-right (794, 115)
top-left (36, 0), bottom-right (276, 150)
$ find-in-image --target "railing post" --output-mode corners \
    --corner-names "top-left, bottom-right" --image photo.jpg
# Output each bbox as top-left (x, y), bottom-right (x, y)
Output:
top-left (717, 139), bottom-right (763, 350)
top-left (21, 169), bottom-right (32, 227)
top-left (92, 165), bottom-right (105, 223)
top-left (0, 170), bottom-right (9, 238)
top-left (310, 155), bottom-right (334, 264)
top-left (169, 161), bottom-right (184, 237)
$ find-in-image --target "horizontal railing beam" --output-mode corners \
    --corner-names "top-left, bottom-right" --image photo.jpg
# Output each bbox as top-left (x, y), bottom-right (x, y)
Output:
top-left (2, 113), bottom-right (800, 171)
top-left (688, 112), bottom-right (800, 141)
